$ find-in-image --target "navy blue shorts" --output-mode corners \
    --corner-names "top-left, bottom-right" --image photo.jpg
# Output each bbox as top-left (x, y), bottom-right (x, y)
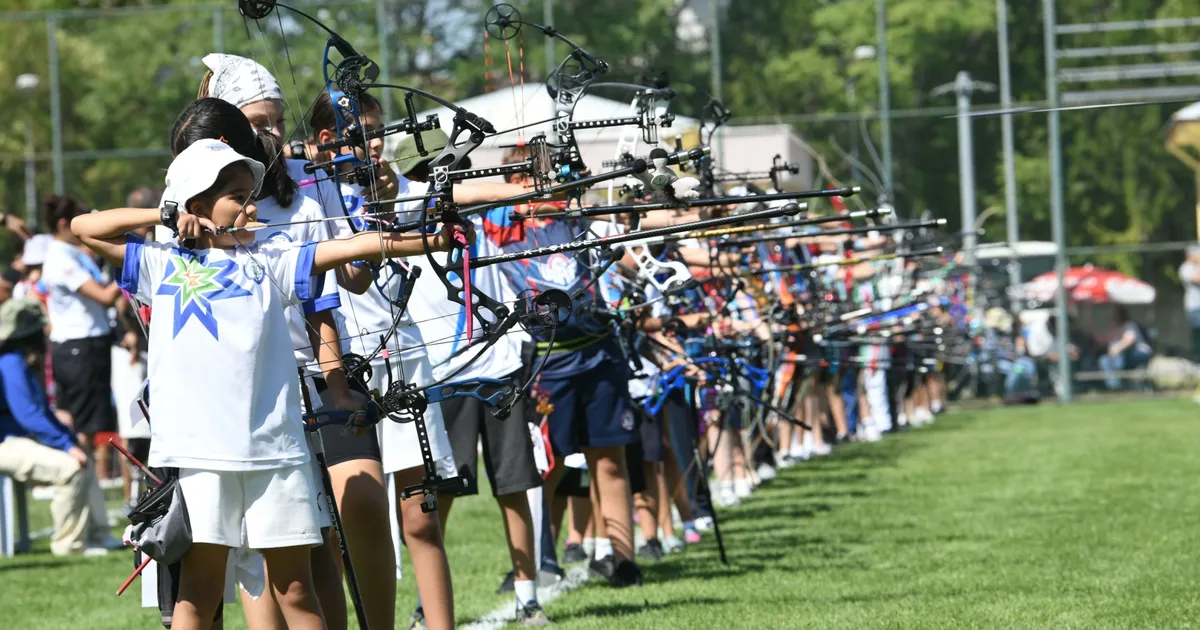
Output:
top-left (541, 360), bottom-right (636, 457)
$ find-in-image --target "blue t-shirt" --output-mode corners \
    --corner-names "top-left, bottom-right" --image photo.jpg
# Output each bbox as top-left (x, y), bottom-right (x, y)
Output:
top-left (0, 351), bottom-right (76, 452)
top-left (481, 208), bottom-right (620, 379)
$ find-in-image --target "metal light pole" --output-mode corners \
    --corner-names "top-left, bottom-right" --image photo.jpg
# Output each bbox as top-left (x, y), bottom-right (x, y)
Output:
top-left (544, 0), bottom-right (555, 79)
top-left (933, 72), bottom-right (995, 267)
top-left (1043, 0), bottom-right (1071, 402)
top-left (710, 0), bottom-right (725, 161)
top-left (852, 45), bottom-right (877, 192)
top-left (48, 17), bottom-right (65, 195)
top-left (16, 73), bottom-right (40, 228)
top-left (997, 0), bottom-right (1022, 302)
top-left (875, 0), bottom-right (893, 201)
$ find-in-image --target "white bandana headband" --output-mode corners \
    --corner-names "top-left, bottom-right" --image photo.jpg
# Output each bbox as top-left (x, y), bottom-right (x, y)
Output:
top-left (202, 53), bottom-right (283, 109)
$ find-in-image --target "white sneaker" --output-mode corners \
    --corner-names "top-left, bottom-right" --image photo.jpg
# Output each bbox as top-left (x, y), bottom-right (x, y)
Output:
top-left (810, 442), bottom-right (832, 457)
top-left (81, 547), bottom-right (111, 558)
top-left (734, 479), bottom-right (754, 499)
top-left (775, 452), bottom-right (795, 469)
top-left (756, 463), bottom-right (777, 482)
top-left (712, 490), bottom-right (741, 508)
top-left (898, 413), bottom-right (909, 427)
top-left (914, 407), bottom-right (934, 424)
top-left (861, 427), bottom-right (883, 442)
top-left (694, 516), bottom-right (714, 531)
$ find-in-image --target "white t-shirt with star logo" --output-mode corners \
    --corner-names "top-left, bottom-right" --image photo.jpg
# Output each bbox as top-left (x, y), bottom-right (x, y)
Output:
top-left (118, 236), bottom-right (322, 471)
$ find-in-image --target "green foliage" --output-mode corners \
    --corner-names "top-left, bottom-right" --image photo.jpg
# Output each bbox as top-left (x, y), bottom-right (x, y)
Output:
top-left (0, 0), bottom-right (1195, 285)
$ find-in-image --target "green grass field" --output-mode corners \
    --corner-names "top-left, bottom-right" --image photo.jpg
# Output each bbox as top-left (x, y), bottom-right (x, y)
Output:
top-left (4, 399), bottom-right (1199, 629)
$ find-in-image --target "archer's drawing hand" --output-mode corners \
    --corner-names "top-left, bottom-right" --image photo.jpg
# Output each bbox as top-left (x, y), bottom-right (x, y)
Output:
top-left (435, 221), bottom-right (476, 251)
top-left (365, 159), bottom-right (399, 203)
top-left (176, 214), bottom-right (216, 240)
top-left (670, 177), bottom-right (701, 201)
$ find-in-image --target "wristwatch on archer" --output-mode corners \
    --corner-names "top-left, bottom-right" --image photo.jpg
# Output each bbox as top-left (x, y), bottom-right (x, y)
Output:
top-left (160, 201), bottom-right (179, 235)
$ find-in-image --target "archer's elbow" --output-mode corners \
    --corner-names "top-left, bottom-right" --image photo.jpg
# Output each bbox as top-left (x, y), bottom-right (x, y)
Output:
top-left (338, 265), bottom-right (373, 295)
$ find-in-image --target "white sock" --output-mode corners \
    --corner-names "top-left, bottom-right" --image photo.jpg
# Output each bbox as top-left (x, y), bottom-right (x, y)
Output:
top-left (595, 537), bottom-right (613, 558)
top-left (514, 579), bottom-right (537, 605)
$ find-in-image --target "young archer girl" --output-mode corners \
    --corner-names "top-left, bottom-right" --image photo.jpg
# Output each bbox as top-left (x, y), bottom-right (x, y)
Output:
top-left (195, 54), bottom-right (388, 630)
top-left (72, 140), bottom-right (467, 630)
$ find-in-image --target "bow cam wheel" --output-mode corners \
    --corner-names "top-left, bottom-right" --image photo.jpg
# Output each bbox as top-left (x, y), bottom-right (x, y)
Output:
top-left (515, 289), bottom-right (572, 335)
top-left (485, 3), bottom-right (522, 41)
top-left (238, 0), bottom-right (276, 20)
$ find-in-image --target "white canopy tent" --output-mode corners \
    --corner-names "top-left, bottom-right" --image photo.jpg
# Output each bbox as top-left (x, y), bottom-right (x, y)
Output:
top-left (383, 83), bottom-right (813, 190)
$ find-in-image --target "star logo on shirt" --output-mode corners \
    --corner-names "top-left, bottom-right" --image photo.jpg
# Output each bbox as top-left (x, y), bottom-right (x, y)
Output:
top-left (156, 253), bottom-right (252, 339)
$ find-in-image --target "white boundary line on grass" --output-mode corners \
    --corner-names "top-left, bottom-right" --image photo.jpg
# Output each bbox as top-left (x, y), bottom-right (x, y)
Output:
top-left (460, 565), bottom-right (593, 629)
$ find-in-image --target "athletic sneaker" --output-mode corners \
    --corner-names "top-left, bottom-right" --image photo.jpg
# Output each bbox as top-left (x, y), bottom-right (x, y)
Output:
top-left (588, 555), bottom-right (616, 580)
top-left (810, 442), bottom-right (832, 457)
top-left (499, 566), bottom-right (564, 594)
top-left (733, 479), bottom-right (754, 499)
top-left (609, 560), bottom-right (644, 588)
top-left (638, 538), bottom-right (665, 561)
top-left (756, 463), bottom-right (777, 483)
top-left (684, 526), bottom-right (702, 544)
top-left (407, 607), bottom-right (426, 630)
top-left (712, 490), bottom-right (741, 508)
top-left (662, 535), bottom-right (685, 554)
top-left (693, 516), bottom-right (714, 531)
top-left (562, 542), bottom-right (588, 564)
top-left (538, 565), bottom-right (565, 588)
top-left (515, 601), bottom-right (551, 626)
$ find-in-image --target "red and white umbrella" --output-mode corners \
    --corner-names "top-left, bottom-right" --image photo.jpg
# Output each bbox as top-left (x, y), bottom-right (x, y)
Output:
top-left (1016, 264), bottom-right (1155, 305)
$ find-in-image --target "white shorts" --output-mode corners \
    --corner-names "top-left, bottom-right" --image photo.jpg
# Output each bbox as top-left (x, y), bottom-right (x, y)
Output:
top-left (373, 355), bottom-right (456, 478)
top-left (112, 346), bottom-right (150, 439)
top-left (177, 465), bottom-right (323, 550)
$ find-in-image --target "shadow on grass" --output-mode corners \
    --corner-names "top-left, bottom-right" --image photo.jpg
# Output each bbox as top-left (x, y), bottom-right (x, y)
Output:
top-left (547, 596), bottom-right (727, 622)
top-left (0, 558), bottom-right (77, 573)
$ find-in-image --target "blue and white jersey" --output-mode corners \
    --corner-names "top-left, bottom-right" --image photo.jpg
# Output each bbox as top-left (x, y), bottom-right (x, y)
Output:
top-left (118, 236), bottom-right (321, 471)
top-left (481, 209), bottom-right (621, 379)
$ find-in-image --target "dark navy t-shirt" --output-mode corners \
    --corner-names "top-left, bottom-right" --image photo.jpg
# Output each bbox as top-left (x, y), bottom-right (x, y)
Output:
top-left (482, 208), bottom-right (620, 379)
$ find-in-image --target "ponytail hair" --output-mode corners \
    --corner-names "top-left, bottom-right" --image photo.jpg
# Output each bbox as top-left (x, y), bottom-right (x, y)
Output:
top-left (197, 70), bottom-right (214, 99)
top-left (171, 98), bottom-right (297, 208)
top-left (41, 194), bottom-right (87, 234)
top-left (251, 130), bottom-right (297, 208)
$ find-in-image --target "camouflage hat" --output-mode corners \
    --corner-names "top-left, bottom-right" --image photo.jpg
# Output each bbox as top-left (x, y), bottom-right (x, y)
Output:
top-left (0, 298), bottom-right (46, 344)
top-left (392, 127), bottom-right (450, 176)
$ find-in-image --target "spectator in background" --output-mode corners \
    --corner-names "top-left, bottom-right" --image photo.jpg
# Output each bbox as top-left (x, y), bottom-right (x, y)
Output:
top-left (0, 298), bottom-right (120, 556)
top-left (12, 234), bottom-right (51, 304)
top-left (39, 195), bottom-right (122, 480)
top-left (1179, 245), bottom-right (1200, 361)
top-left (1099, 307), bottom-right (1153, 391)
top-left (0, 267), bottom-right (18, 305)
top-left (113, 187), bottom-right (157, 504)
